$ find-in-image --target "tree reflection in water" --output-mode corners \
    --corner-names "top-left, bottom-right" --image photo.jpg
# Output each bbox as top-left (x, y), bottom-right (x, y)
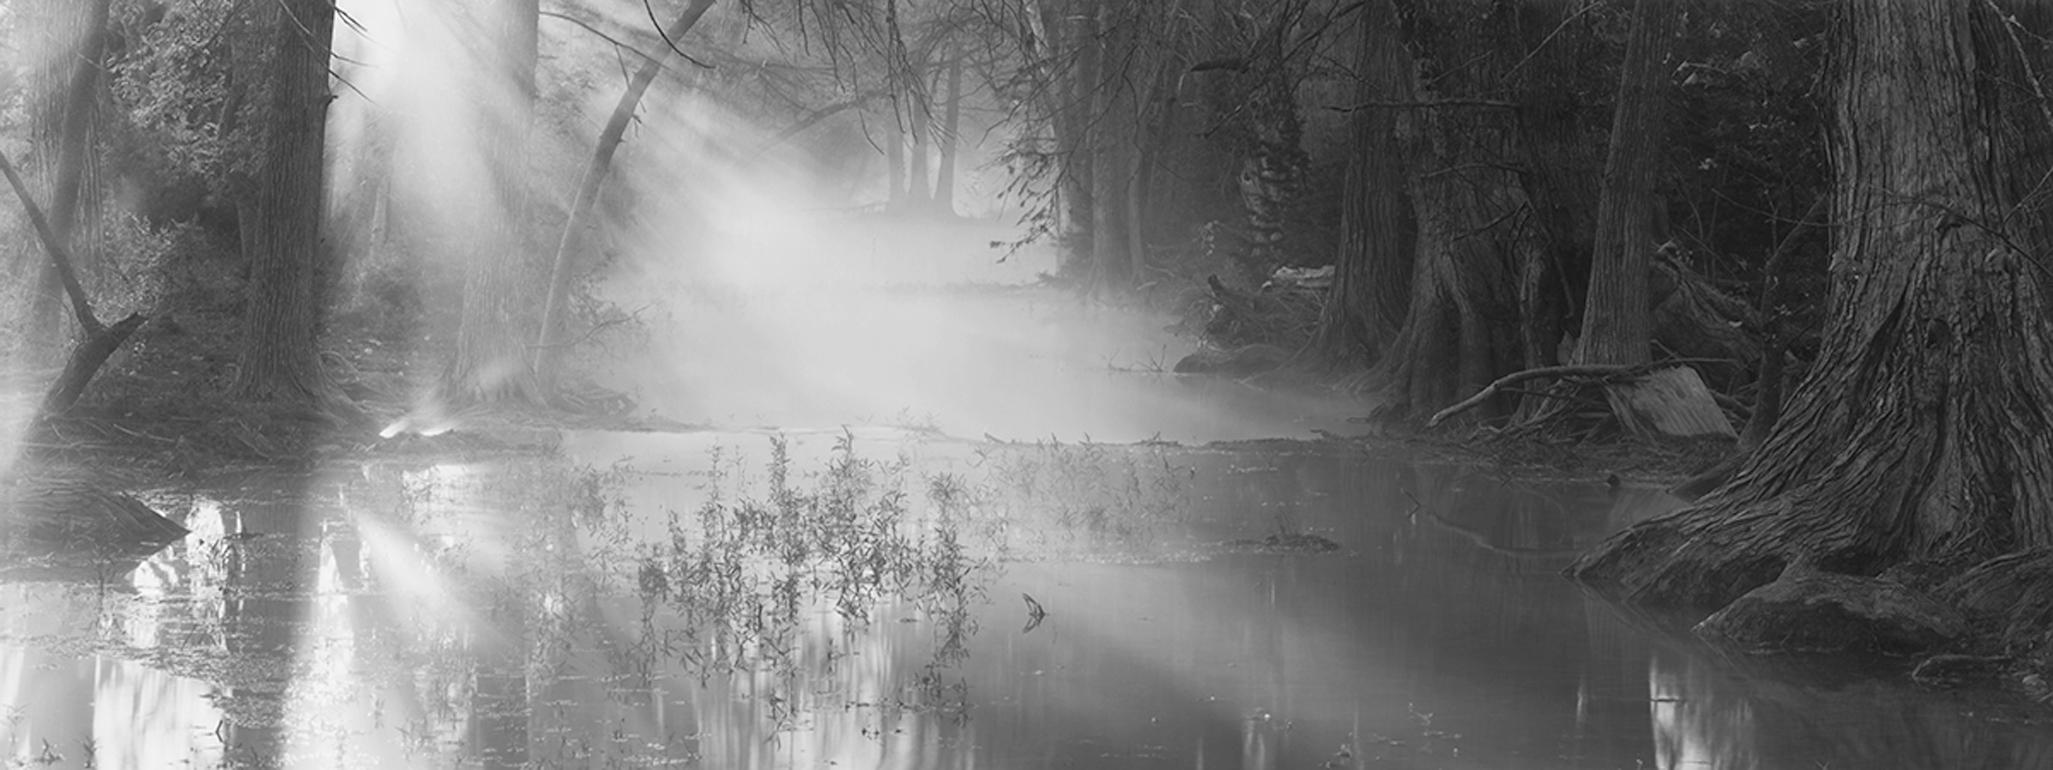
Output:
top-left (3, 438), bottom-right (2051, 768)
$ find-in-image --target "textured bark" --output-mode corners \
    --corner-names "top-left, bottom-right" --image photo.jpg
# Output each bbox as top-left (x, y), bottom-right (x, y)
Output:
top-left (1369, 107), bottom-right (1533, 420)
top-left (234, 0), bottom-right (335, 403)
top-left (1511, 0), bottom-right (1603, 370)
top-left (24, 0), bottom-right (110, 354)
top-left (1365, 5), bottom-right (1540, 421)
top-left (1309, 0), bottom-right (1415, 367)
top-left (1570, 0), bottom-right (2053, 611)
top-left (446, 0), bottom-right (544, 405)
top-left (535, 0), bottom-right (717, 391)
top-left (1575, 0), bottom-right (1676, 366)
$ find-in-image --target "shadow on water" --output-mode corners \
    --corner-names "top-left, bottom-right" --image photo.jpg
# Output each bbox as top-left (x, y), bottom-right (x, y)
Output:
top-left (2, 434), bottom-right (2050, 768)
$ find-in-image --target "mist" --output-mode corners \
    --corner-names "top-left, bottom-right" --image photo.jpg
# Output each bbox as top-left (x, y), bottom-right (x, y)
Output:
top-left (324, 0), bottom-right (1354, 444)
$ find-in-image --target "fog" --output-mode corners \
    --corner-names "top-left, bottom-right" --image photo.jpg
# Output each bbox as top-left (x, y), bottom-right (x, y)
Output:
top-left (328, 0), bottom-right (1360, 444)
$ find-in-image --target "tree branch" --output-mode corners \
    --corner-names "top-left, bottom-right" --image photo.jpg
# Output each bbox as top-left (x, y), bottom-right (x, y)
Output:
top-left (1427, 364), bottom-right (1645, 427)
top-left (1328, 98), bottom-right (1518, 112)
top-left (0, 149), bottom-right (100, 336)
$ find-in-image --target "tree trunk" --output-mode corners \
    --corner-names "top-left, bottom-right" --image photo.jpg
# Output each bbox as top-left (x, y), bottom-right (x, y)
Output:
top-left (933, 50), bottom-right (963, 217)
top-left (1309, 0), bottom-right (1415, 368)
top-left (1512, 0), bottom-right (1605, 371)
top-left (25, 0), bottom-right (111, 359)
top-left (907, 81), bottom-right (933, 208)
top-left (1574, 0), bottom-right (1676, 366)
top-left (886, 104), bottom-right (907, 208)
top-left (445, 0), bottom-right (545, 405)
top-left (1570, 0), bottom-right (2053, 611)
top-left (1085, 3), bottom-right (1131, 289)
top-left (233, 0), bottom-right (336, 403)
top-left (1369, 115), bottom-right (1533, 421)
top-left (534, 0), bottom-right (718, 392)
top-left (1060, 0), bottom-right (1100, 277)
top-left (1363, 7), bottom-right (1539, 422)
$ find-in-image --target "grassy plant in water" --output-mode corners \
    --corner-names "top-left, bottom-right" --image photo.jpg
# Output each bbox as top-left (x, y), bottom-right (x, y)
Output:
top-left (639, 432), bottom-right (993, 705)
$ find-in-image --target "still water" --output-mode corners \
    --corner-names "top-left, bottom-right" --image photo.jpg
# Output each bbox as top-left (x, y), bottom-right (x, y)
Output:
top-left (6, 425), bottom-right (2050, 769)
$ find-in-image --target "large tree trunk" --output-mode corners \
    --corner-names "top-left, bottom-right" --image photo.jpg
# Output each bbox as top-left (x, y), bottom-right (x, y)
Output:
top-left (534, 0), bottom-right (718, 393)
top-left (1574, 0), bottom-right (1676, 366)
top-left (233, 0), bottom-right (336, 403)
top-left (1364, 5), bottom-right (1541, 422)
top-left (1512, 0), bottom-right (1605, 371)
top-left (1570, 0), bottom-right (2053, 611)
top-left (1309, 0), bottom-right (1415, 368)
top-left (445, 0), bottom-right (544, 405)
top-left (23, 0), bottom-right (111, 360)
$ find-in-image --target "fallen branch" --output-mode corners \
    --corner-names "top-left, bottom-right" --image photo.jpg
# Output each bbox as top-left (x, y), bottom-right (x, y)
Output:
top-left (1428, 363), bottom-right (1647, 427)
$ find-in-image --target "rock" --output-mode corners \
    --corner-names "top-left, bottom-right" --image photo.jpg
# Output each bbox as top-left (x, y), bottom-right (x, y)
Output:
top-left (1695, 571), bottom-right (1968, 655)
top-left (1173, 344), bottom-right (1291, 377)
top-left (1910, 654), bottom-right (2012, 688)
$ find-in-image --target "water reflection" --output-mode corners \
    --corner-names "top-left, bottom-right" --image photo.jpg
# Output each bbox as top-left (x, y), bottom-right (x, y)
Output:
top-left (0, 438), bottom-right (2046, 767)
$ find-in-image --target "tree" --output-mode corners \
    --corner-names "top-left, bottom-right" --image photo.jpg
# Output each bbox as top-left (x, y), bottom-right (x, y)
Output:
top-left (535, 0), bottom-right (719, 394)
top-left (443, 0), bottom-right (543, 405)
top-left (1573, 0), bottom-right (1677, 366)
top-left (18, 0), bottom-right (113, 358)
top-left (1361, 1), bottom-right (1545, 421)
top-left (1308, 0), bottom-right (1415, 368)
top-left (234, 0), bottom-right (336, 403)
top-left (1570, 0), bottom-right (2053, 613)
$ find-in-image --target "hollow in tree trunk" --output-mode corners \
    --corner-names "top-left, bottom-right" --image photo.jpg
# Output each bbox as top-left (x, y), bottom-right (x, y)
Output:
top-left (1570, 0), bottom-right (2053, 611)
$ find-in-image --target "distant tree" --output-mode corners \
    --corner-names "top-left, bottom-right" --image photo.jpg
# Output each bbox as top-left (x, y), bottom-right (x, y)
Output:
top-left (234, 0), bottom-right (336, 403)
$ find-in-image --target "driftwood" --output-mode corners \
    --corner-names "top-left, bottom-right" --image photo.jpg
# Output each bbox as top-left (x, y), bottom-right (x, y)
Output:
top-left (0, 149), bottom-right (145, 414)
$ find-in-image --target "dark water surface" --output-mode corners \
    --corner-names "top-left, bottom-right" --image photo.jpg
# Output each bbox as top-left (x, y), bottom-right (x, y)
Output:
top-left (4, 428), bottom-right (2051, 769)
